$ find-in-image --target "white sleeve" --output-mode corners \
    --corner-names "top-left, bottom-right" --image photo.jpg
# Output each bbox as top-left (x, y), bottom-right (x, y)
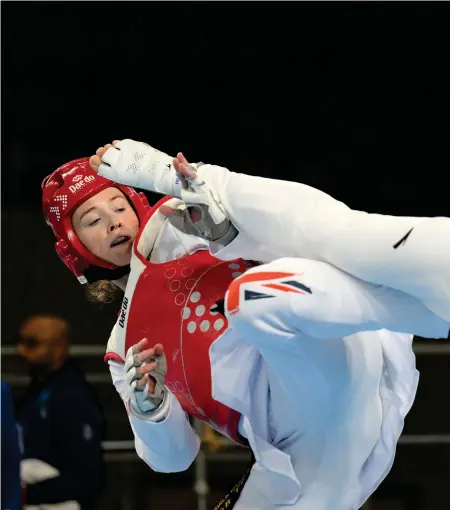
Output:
top-left (108, 360), bottom-right (200, 473)
top-left (199, 164), bottom-right (450, 318)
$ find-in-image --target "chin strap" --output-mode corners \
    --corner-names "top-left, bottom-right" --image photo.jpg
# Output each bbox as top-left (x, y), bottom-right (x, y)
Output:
top-left (83, 264), bottom-right (131, 284)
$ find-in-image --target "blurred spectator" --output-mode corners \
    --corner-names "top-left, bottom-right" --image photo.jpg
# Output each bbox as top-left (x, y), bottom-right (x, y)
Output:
top-left (1, 380), bottom-right (22, 510)
top-left (15, 315), bottom-right (104, 510)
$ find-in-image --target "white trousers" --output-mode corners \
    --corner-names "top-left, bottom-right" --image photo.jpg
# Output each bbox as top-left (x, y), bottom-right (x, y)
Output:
top-left (225, 257), bottom-right (448, 509)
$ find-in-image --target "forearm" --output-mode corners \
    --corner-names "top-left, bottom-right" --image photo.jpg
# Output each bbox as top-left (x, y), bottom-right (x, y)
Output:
top-left (129, 390), bottom-right (200, 473)
top-left (109, 360), bottom-right (200, 473)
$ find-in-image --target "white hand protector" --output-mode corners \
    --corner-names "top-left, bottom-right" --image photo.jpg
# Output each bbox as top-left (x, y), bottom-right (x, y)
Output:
top-left (124, 343), bottom-right (167, 414)
top-left (98, 139), bottom-right (181, 196)
top-left (168, 166), bottom-right (238, 244)
top-left (99, 139), bottom-right (237, 244)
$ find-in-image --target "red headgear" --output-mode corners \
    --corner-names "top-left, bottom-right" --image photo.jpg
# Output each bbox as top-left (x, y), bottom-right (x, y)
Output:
top-left (42, 157), bottom-right (150, 284)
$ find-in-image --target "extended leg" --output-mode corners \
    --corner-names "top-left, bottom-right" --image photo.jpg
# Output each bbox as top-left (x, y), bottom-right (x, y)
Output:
top-left (225, 257), bottom-right (449, 341)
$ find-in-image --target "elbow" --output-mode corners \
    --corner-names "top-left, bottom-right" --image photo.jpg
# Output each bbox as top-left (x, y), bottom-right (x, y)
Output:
top-left (137, 450), bottom-right (195, 474)
top-left (167, 448), bottom-right (197, 473)
top-left (152, 456), bottom-right (195, 474)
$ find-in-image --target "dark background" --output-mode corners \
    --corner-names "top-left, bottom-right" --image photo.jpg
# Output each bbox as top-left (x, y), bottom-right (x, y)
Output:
top-left (2, 2), bottom-right (449, 509)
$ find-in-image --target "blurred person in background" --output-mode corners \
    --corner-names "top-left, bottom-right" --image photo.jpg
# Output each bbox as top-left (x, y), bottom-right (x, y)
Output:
top-left (40, 149), bottom-right (449, 510)
top-left (1, 380), bottom-right (22, 510)
top-left (16, 315), bottom-right (104, 510)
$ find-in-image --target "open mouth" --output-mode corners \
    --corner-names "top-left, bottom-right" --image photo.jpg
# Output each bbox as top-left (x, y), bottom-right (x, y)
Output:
top-left (110, 235), bottom-right (131, 248)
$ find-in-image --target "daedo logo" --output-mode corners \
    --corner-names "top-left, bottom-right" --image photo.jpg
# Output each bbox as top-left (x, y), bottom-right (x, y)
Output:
top-left (69, 175), bottom-right (95, 193)
top-left (119, 297), bottom-right (129, 328)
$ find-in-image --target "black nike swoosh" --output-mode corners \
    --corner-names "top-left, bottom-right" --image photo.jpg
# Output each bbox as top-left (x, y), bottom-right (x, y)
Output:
top-left (393, 227), bottom-right (414, 249)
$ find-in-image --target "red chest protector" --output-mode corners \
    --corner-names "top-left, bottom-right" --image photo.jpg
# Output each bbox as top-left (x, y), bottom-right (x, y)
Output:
top-left (105, 202), bottom-right (251, 446)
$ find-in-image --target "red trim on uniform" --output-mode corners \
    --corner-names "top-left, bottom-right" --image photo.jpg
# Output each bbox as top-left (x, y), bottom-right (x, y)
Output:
top-left (104, 352), bottom-right (125, 364)
top-left (263, 282), bottom-right (305, 294)
top-left (226, 271), bottom-right (296, 316)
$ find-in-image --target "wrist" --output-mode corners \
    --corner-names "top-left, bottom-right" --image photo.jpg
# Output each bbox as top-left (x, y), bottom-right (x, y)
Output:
top-left (129, 388), bottom-right (170, 422)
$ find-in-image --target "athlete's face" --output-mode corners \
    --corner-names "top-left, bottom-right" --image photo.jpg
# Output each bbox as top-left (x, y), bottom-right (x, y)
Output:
top-left (72, 187), bottom-right (139, 266)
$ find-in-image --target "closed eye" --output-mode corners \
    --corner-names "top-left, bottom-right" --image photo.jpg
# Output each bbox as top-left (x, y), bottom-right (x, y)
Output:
top-left (88, 218), bottom-right (101, 227)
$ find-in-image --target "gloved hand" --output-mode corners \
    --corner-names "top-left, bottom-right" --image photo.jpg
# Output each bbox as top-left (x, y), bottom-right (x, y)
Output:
top-left (95, 139), bottom-right (181, 196)
top-left (161, 154), bottom-right (238, 244)
top-left (165, 201), bottom-right (238, 245)
top-left (124, 338), bottom-right (167, 414)
top-left (90, 140), bottom-right (238, 245)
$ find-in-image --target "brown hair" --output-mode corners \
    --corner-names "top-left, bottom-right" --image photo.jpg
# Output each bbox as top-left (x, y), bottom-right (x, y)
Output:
top-left (84, 280), bottom-right (123, 306)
